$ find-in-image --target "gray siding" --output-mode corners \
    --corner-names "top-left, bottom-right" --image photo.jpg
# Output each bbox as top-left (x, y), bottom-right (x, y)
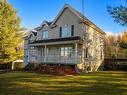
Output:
top-left (37, 8), bottom-right (85, 40)
top-left (24, 5), bottom-right (105, 68)
top-left (54, 8), bottom-right (84, 38)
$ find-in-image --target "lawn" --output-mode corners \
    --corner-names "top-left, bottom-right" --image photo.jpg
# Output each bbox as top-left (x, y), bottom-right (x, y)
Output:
top-left (0, 71), bottom-right (127, 95)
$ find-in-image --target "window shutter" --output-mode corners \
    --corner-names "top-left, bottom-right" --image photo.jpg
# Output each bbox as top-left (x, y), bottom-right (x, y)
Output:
top-left (71, 25), bottom-right (74, 36)
top-left (60, 27), bottom-right (62, 37)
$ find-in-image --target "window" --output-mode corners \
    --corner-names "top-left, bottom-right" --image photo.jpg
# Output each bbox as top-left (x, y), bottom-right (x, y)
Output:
top-left (101, 51), bottom-right (103, 59)
top-left (85, 47), bottom-right (88, 58)
top-left (30, 46), bottom-right (34, 49)
top-left (42, 48), bottom-right (49, 56)
top-left (62, 25), bottom-right (71, 37)
top-left (60, 25), bottom-right (74, 38)
top-left (42, 31), bottom-right (48, 39)
top-left (60, 47), bottom-right (72, 57)
top-left (30, 47), bottom-right (36, 56)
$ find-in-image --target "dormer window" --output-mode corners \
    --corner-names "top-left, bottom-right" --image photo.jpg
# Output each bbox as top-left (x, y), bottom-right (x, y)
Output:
top-left (42, 31), bottom-right (48, 39)
top-left (60, 25), bottom-right (74, 38)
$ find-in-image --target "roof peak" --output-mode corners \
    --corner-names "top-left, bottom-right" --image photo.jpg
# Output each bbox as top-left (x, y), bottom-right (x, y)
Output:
top-left (64, 3), bottom-right (71, 8)
top-left (35, 4), bottom-right (105, 34)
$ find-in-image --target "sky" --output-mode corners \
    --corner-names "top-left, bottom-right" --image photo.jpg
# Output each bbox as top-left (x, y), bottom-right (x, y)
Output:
top-left (8, 0), bottom-right (126, 34)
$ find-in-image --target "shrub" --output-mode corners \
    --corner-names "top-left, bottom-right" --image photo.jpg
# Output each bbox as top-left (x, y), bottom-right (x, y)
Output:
top-left (24, 63), bottom-right (39, 71)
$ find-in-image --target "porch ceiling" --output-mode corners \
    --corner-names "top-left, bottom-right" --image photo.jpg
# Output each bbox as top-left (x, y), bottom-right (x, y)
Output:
top-left (29, 36), bottom-right (82, 46)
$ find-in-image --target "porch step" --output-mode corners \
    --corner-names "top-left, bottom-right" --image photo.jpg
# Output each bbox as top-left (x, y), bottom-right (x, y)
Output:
top-left (38, 65), bottom-right (76, 75)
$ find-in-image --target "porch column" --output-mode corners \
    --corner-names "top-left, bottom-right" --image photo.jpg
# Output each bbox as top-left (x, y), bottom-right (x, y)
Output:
top-left (75, 43), bottom-right (78, 63)
top-left (44, 44), bottom-right (47, 62)
top-left (82, 44), bottom-right (85, 71)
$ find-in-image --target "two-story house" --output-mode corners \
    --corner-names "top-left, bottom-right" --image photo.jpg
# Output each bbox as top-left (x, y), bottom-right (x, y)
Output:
top-left (24, 4), bottom-right (105, 72)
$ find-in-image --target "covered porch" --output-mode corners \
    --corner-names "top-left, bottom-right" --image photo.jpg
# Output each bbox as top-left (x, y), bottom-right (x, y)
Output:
top-left (29, 36), bottom-right (83, 64)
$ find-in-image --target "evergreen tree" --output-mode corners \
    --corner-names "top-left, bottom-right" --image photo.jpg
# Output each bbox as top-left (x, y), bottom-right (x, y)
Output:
top-left (107, 2), bottom-right (127, 26)
top-left (107, 0), bottom-right (127, 49)
top-left (0, 0), bottom-right (24, 63)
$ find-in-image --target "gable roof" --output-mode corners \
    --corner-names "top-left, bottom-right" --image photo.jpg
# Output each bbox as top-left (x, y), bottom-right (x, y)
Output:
top-left (51, 4), bottom-right (82, 25)
top-left (24, 30), bottom-right (37, 40)
top-left (32, 31), bottom-right (37, 36)
top-left (51, 4), bottom-right (105, 34)
top-left (34, 4), bottom-right (105, 34)
top-left (41, 20), bottom-right (52, 26)
top-left (34, 20), bottom-right (53, 31)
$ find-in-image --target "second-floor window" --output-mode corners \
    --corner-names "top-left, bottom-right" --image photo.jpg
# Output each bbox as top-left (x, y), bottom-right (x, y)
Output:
top-left (60, 25), bottom-right (74, 38)
top-left (42, 31), bottom-right (48, 39)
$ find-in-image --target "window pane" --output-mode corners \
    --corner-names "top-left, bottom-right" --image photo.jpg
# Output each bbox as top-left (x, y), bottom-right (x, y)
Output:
top-left (62, 27), bottom-right (67, 37)
top-left (45, 31), bottom-right (48, 38)
top-left (60, 47), bottom-right (72, 57)
top-left (68, 27), bottom-right (71, 36)
top-left (60, 47), bottom-right (64, 56)
top-left (42, 31), bottom-right (48, 39)
top-left (61, 25), bottom-right (71, 37)
top-left (42, 32), bottom-right (45, 38)
top-left (64, 47), bottom-right (68, 56)
top-left (30, 46), bottom-right (34, 49)
top-left (69, 47), bottom-right (72, 57)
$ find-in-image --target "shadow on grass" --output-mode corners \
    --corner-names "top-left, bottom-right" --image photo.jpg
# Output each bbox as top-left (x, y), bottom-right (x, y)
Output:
top-left (0, 69), bottom-right (12, 74)
top-left (0, 71), bottom-right (127, 95)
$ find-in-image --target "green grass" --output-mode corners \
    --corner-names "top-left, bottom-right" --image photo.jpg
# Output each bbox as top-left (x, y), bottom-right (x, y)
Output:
top-left (0, 71), bottom-right (127, 95)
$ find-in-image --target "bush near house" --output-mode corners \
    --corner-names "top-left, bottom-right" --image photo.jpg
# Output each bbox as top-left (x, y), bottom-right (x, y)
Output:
top-left (0, 62), bottom-right (12, 70)
top-left (25, 63), bottom-right (76, 75)
top-left (24, 63), bottom-right (39, 71)
top-left (38, 65), bottom-right (76, 75)
top-left (0, 62), bottom-right (24, 70)
top-left (103, 58), bottom-right (127, 71)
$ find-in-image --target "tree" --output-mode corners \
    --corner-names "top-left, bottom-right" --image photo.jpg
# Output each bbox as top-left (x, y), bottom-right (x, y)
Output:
top-left (122, 31), bottom-right (127, 42)
top-left (107, 1), bottom-right (127, 26)
top-left (104, 35), bottom-right (118, 58)
top-left (0, 0), bottom-right (24, 63)
top-left (107, 0), bottom-right (127, 49)
top-left (104, 33), bottom-right (127, 58)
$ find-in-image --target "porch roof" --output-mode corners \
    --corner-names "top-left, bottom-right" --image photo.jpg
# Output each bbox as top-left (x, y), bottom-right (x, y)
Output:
top-left (29, 36), bottom-right (82, 46)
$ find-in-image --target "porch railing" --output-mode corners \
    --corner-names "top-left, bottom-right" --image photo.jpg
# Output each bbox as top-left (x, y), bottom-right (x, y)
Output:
top-left (37, 55), bottom-right (81, 64)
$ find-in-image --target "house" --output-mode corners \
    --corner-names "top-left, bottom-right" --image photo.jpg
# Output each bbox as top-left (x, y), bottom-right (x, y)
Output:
top-left (24, 4), bottom-right (105, 72)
